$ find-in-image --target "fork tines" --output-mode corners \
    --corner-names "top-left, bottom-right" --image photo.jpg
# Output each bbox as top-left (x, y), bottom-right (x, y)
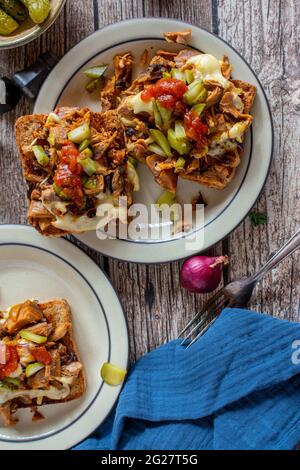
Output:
top-left (179, 289), bottom-right (228, 348)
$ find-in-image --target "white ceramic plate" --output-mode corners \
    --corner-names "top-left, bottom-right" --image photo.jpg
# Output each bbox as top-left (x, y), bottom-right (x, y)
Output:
top-left (34, 18), bottom-right (273, 263)
top-left (0, 225), bottom-right (128, 450)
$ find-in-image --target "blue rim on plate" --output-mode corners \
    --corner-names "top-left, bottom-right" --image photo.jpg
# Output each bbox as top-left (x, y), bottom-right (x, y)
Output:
top-left (0, 242), bottom-right (111, 444)
top-left (34, 18), bottom-right (274, 263)
top-left (0, 224), bottom-right (129, 449)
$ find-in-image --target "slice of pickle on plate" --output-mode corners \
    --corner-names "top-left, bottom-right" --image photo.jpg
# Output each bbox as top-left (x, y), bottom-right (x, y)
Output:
top-left (100, 362), bottom-right (127, 386)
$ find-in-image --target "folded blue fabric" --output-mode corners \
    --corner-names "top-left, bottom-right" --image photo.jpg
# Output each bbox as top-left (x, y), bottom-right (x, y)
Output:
top-left (75, 308), bottom-right (300, 450)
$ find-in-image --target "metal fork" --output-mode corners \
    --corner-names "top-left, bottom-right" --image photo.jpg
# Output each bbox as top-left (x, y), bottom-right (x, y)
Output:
top-left (179, 228), bottom-right (300, 347)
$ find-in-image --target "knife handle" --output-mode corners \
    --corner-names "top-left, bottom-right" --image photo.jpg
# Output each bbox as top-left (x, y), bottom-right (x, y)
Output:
top-left (0, 52), bottom-right (58, 115)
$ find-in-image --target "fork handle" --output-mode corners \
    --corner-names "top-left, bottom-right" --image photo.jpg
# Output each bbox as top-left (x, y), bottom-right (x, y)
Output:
top-left (249, 228), bottom-right (300, 283)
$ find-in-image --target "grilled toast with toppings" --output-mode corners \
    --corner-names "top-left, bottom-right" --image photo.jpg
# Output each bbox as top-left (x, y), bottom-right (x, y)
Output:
top-left (0, 299), bottom-right (85, 426)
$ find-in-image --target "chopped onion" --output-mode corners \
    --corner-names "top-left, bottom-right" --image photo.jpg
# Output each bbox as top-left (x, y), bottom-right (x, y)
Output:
top-left (180, 255), bottom-right (229, 294)
top-left (0, 342), bottom-right (7, 365)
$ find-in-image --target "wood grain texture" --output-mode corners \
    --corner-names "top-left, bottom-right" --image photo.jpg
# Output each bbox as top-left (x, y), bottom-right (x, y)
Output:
top-left (217, 0), bottom-right (300, 321)
top-left (0, 0), bottom-right (299, 366)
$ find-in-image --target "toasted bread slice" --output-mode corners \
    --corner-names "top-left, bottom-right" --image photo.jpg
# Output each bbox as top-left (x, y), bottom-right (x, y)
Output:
top-left (180, 165), bottom-right (237, 189)
top-left (15, 114), bottom-right (48, 183)
top-left (231, 80), bottom-right (257, 114)
top-left (16, 115), bottom-right (68, 236)
top-left (15, 107), bottom-right (130, 237)
top-left (38, 300), bottom-right (86, 404)
top-left (0, 299), bottom-right (85, 425)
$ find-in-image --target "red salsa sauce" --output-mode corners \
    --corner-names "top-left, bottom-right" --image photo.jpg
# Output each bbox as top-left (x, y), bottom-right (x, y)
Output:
top-left (141, 78), bottom-right (188, 112)
top-left (0, 346), bottom-right (18, 379)
top-left (31, 346), bottom-right (52, 365)
top-left (54, 141), bottom-right (84, 207)
top-left (141, 78), bottom-right (208, 148)
top-left (184, 111), bottom-right (208, 149)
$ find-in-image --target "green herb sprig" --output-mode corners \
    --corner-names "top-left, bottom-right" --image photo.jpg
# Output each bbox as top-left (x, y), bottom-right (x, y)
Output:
top-left (249, 211), bottom-right (267, 226)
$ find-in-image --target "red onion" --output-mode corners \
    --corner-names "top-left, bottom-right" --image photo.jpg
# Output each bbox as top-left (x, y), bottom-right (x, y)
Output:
top-left (0, 342), bottom-right (7, 365)
top-left (180, 255), bottom-right (229, 294)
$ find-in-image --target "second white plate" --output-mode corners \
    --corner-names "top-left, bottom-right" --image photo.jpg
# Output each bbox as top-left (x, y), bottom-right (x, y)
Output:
top-left (0, 224), bottom-right (128, 450)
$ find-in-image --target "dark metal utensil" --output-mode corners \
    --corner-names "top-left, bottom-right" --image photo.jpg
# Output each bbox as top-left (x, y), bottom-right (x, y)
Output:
top-left (0, 52), bottom-right (58, 115)
top-left (179, 228), bottom-right (300, 347)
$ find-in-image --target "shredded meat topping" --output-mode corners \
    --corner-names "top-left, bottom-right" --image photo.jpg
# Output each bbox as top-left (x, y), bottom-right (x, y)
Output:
top-left (163, 29), bottom-right (192, 45)
top-left (4, 301), bottom-right (43, 334)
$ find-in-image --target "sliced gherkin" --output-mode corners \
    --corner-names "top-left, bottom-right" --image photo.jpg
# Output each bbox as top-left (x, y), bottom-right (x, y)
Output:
top-left (78, 139), bottom-right (90, 152)
top-left (0, 0), bottom-right (28, 22)
top-left (174, 156), bottom-right (186, 172)
top-left (84, 65), bottom-right (108, 79)
top-left (21, 0), bottom-right (50, 24)
top-left (20, 329), bottom-right (47, 344)
top-left (127, 161), bottom-right (140, 191)
top-left (67, 123), bottom-right (91, 144)
top-left (0, 7), bottom-right (19, 35)
top-left (85, 78), bottom-right (100, 93)
top-left (26, 362), bottom-right (45, 378)
top-left (150, 129), bottom-right (172, 158)
top-left (155, 190), bottom-right (176, 206)
top-left (32, 145), bottom-right (49, 167)
top-left (100, 362), bottom-right (127, 386)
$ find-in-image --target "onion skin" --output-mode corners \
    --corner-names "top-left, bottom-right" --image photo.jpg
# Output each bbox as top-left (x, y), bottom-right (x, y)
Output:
top-left (180, 255), bottom-right (229, 294)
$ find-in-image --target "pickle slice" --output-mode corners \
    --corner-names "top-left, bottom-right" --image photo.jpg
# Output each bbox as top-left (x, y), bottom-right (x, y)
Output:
top-left (22, 0), bottom-right (50, 24)
top-left (0, 8), bottom-right (19, 35)
top-left (26, 362), bottom-right (45, 378)
top-left (84, 65), bottom-right (108, 79)
top-left (127, 161), bottom-right (140, 191)
top-left (67, 123), bottom-right (91, 144)
top-left (100, 362), bottom-right (127, 386)
top-left (0, 0), bottom-right (28, 22)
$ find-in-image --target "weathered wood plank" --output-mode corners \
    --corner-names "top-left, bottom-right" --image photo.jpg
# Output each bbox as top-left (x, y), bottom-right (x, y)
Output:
top-left (143, 0), bottom-right (213, 27)
top-left (0, 1), bottom-right (95, 226)
top-left (217, 0), bottom-right (300, 321)
top-left (0, 0), bottom-right (298, 369)
top-left (0, 3), bottom-right (106, 269)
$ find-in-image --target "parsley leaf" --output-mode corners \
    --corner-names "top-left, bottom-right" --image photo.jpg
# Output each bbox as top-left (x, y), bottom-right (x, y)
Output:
top-left (249, 211), bottom-right (267, 226)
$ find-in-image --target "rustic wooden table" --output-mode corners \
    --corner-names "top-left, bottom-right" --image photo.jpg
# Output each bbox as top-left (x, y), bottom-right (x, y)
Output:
top-left (0, 0), bottom-right (299, 364)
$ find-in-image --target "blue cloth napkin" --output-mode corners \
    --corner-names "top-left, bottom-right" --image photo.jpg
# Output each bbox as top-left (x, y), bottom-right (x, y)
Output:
top-left (75, 308), bottom-right (300, 450)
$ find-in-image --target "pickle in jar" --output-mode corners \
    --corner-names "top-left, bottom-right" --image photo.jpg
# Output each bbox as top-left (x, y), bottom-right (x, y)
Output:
top-left (21, 0), bottom-right (50, 24)
top-left (0, 0), bottom-right (28, 22)
top-left (0, 7), bottom-right (19, 35)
